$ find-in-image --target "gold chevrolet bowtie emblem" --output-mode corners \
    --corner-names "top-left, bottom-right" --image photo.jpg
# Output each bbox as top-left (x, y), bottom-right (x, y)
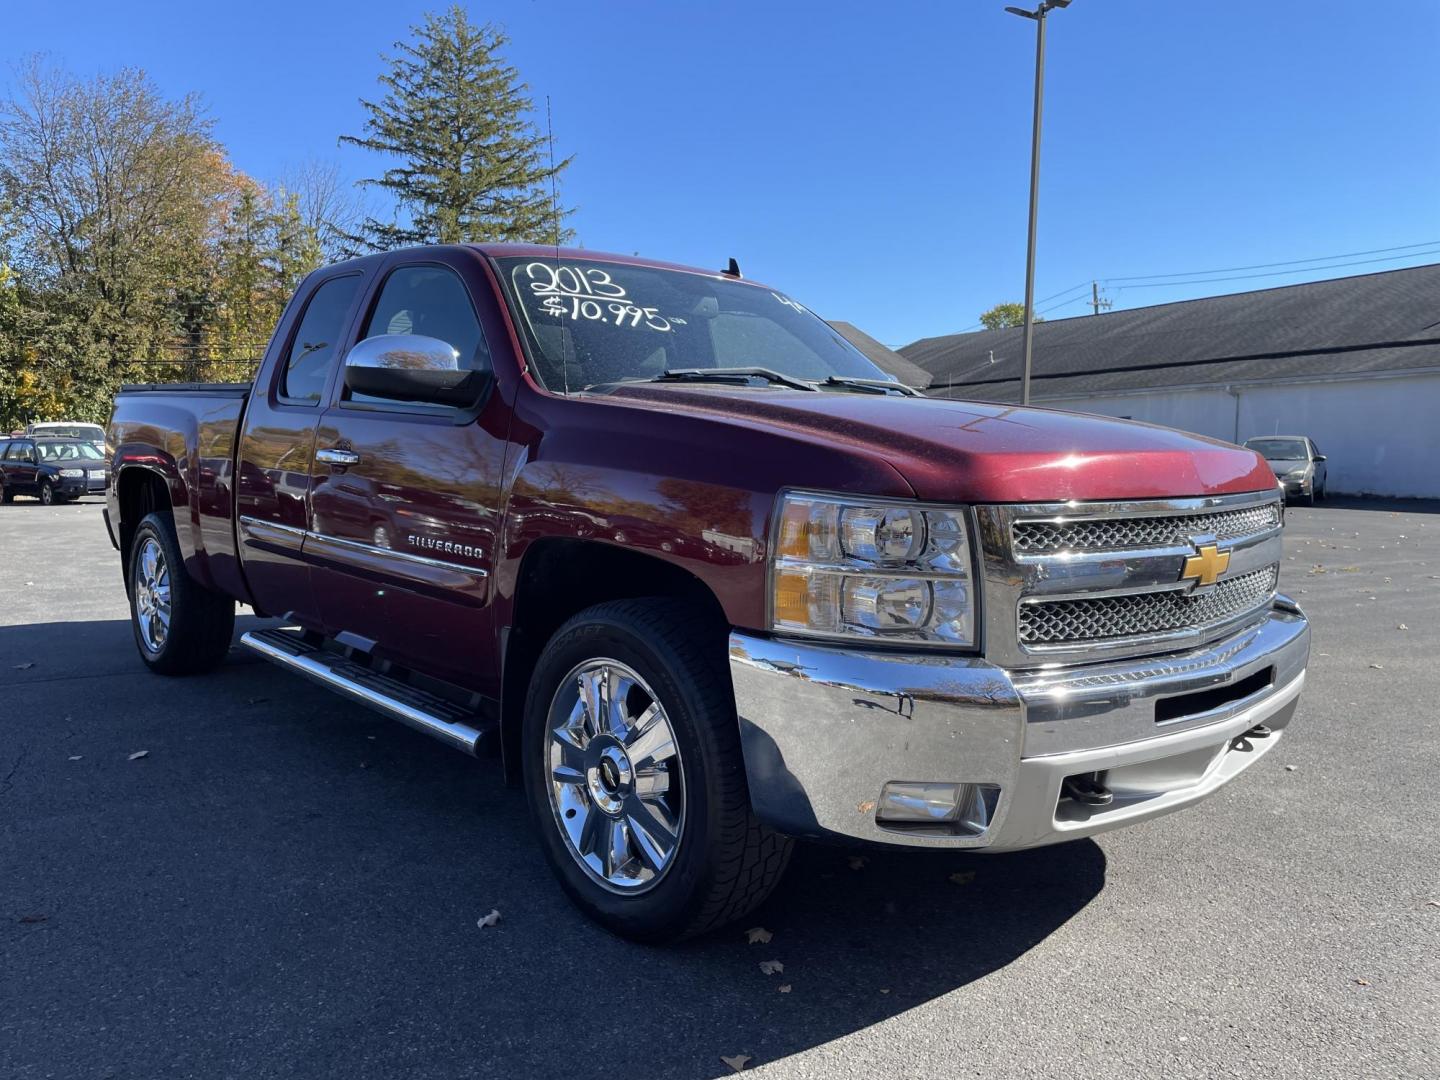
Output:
top-left (1180, 543), bottom-right (1231, 588)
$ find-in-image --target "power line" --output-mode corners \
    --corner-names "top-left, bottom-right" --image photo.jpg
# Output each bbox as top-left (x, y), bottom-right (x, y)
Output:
top-left (1112, 248), bottom-right (1440, 291)
top-left (1103, 240), bottom-right (1440, 283)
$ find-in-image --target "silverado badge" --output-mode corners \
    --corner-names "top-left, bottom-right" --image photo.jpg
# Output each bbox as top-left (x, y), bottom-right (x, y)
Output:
top-left (1180, 541), bottom-right (1231, 592)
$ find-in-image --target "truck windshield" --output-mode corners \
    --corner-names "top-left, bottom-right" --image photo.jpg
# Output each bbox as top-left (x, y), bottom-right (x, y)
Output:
top-left (495, 256), bottom-right (889, 392)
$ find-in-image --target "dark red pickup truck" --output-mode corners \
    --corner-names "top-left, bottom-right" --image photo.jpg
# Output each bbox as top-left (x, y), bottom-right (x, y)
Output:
top-left (106, 244), bottom-right (1310, 941)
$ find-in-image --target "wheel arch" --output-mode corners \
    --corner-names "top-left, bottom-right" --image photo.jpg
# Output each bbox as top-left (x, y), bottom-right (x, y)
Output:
top-left (499, 538), bottom-right (728, 780)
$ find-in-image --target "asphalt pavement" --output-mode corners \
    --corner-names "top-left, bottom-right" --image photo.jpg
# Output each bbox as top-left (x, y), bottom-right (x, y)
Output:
top-left (2, 495), bottom-right (1437, 1079)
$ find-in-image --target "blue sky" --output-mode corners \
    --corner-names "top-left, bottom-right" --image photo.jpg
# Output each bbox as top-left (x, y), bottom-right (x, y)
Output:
top-left (6, 0), bottom-right (1438, 346)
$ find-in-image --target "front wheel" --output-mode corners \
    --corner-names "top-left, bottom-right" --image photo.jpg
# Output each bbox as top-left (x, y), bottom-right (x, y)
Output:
top-left (38, 481), bottom-right (55, 506)
top-left (522, 599), bottom-right (793, 943)
top-left (127, 511), bottom-right (235, 675)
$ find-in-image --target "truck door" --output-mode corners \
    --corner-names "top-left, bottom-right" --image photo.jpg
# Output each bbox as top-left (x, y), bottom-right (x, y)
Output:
top-left (308, 253), bottom-right (510, 693)
top-left (234, 271), bottom-right (365, 627)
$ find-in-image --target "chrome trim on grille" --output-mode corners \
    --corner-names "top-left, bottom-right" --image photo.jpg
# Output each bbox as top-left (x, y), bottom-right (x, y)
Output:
top-left (974, 491), bottom-right (1283, 668)
top-left (1013, 502), bottom-right (1280, 554)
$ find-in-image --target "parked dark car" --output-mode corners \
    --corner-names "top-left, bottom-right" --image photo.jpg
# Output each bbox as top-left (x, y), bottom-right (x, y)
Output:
top-left (1244, 435), bottom-right (1327, 505)
top-left (0, 436), bottom-right (110, 505)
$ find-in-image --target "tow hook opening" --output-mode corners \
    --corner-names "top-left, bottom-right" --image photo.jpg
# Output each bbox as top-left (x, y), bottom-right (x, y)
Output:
top-left (1230, 723), bottom-right (1273, 752)
top-left (1061, 772), bottom-right (1113, 807)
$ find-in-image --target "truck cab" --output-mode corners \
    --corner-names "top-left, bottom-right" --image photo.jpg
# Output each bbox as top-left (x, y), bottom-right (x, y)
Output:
top-left (106, 244), bottom-right (1310, 942)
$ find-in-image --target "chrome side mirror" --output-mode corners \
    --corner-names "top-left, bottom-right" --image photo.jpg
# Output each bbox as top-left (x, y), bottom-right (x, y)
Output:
top-left (342, 334), bottom-right (485, 406)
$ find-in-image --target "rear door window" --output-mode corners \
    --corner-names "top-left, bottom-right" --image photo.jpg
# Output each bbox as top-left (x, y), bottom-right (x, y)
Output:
top-left (281, 275), bottom-right (362, 404)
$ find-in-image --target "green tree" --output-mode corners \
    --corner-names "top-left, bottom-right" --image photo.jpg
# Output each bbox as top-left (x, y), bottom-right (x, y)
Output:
top-left (341, 6), bottom-right (573, 249)
top-left (978, 302), bottom-right (1042, 331)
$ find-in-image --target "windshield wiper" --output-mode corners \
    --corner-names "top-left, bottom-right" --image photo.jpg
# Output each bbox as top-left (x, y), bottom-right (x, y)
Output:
top-left (819, 376), bottom-right (921, 397)
top-left (654, 367), bottom-right (819, 391)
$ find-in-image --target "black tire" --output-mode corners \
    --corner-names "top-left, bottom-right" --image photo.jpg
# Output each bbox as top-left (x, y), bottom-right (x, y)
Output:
top-left (522, 598), bottom-right (793, 943)
top-left (38, 481), bottom-right (55, 506)
top-left (0, 481), bottom-right (12, 504)
top-left (127, 511), bottom-right (235, 675)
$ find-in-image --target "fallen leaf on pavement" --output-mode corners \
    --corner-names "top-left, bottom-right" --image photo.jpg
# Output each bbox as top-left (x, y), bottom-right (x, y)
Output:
top-left (476, 909), bottom-right (500, 929)
top-left (1397, 624), bottom-right (1409, 630)
top-left (1368, 663), bottom-right (1383, 669)
top-left (759, 960), bottom-right (784, 975)
top-left (127, 750), bottom-right (149, 761)
top-left (1284, 765), bottom-right (1297, 772)
top-left (1353, 978), bottom-right (1371, 987)
top-left (778, 984), bottom-right (792, 994)
top-left (13, 662), bottom-right (34, 670)
top-left (949, 871), bottom-right (976, 886)
top-left (848, 855), bottom-right (867, 871)
top-left (720, 1055), bottom-right (751, 1072)
top-left (67, 755), bottom-right (82, 762)
top-left (879, 988), bottom-right (891, 994)
top-left (745, 926), bottom-right (772, 944)
top-left (19, 914), bottom-right (48, 924)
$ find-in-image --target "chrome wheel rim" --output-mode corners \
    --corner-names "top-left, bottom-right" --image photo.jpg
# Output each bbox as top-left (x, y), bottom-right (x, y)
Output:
top-left (545, 658), bottom-right (684, 893)
top-left (134, 538), bottom-right (172, 653)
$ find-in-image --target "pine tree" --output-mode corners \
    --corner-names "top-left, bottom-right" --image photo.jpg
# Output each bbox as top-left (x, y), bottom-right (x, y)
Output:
top-left (341, 7), bottom-right (573, 250)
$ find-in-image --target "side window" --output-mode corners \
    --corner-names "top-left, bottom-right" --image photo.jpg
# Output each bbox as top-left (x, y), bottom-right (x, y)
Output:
top-left (355, 265), bottom-right (489, 387)
top-left (282, 275), bottom-right (362, 404)
top-left (5, 441), bottom-right (28, 461)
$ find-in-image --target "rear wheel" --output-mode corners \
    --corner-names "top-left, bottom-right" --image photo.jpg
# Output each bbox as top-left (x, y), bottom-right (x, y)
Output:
top-left (522, 599), bottom-right (793, 943)
top-left (127, 511), bottom-right (235, 675)
top-left (0, 480), bottom-right (11, 504)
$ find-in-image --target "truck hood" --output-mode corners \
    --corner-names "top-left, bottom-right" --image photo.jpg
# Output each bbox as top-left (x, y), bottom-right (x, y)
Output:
top-left (605, 385), bottom-right (1276, 503)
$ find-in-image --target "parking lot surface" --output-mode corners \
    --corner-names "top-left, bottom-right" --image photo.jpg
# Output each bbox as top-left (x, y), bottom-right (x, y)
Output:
top-left (2, 496), bottom-right (1437, 1079)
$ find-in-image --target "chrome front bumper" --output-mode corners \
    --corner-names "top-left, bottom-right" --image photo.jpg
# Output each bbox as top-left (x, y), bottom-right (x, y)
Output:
top-left (729, 598), bottom-right (1310, 850)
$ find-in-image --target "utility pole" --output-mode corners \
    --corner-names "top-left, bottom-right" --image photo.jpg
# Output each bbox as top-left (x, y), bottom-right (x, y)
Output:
top-left (1090, 280), bottom-right (1112, 315)
top-left (1006, 0), bottom-right (1072, 405)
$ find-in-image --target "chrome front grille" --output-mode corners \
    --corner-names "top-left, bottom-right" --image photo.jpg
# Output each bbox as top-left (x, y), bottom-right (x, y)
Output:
top-left (974, 492), bottom-right (1285, 666)
top-left (1018, 565), bottom-right (1279, 646)
top-left (1012, 503), bottom-right (1280, 554)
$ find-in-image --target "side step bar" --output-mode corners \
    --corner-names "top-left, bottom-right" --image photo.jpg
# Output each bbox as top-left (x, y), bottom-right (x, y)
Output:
top-left (240, 628), bottom-right (494, 756)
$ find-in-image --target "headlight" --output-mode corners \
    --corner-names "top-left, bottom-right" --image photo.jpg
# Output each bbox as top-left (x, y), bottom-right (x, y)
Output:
top-left (1284, 468), bottom-right (1308, 480)
top-left (769, 491), bottom-right (977, 646)
top-left (58, 468), bottom-right (85, 478)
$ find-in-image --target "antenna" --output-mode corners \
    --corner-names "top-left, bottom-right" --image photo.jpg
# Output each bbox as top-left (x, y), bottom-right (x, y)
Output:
top-left (723, 257), bottom-right (741, 278)
top-left (546, 95), bottom-right (570, 396)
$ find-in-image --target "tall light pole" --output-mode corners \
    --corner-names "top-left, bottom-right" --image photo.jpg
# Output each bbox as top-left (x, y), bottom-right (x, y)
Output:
top-left (1005, 0), bottom-right (1071, 405)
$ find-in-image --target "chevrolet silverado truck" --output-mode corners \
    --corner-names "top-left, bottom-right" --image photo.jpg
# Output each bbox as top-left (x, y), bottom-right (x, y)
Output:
top-left (105, 244), bottom-right (1310, 942)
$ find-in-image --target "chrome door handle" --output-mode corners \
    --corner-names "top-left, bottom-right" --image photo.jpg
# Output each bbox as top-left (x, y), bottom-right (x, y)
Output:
top-left (316, 447), bottom-right (361, 467)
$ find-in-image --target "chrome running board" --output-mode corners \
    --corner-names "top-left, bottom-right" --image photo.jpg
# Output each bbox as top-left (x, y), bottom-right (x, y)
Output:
top-left (240, 628), bottom-right (493, 756)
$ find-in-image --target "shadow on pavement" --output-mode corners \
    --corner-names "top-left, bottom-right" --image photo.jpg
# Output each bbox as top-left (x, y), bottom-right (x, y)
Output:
top-left (1, 617), bottom-right (1106, 1080)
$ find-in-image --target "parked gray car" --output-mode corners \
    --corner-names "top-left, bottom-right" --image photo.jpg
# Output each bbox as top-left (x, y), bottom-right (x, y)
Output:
top-left (1244, 435), bottom-right (1327, 505)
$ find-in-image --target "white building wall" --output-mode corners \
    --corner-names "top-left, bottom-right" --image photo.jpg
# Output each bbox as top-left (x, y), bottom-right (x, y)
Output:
top-left (1039, 373), bottom-right (1440, 499)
